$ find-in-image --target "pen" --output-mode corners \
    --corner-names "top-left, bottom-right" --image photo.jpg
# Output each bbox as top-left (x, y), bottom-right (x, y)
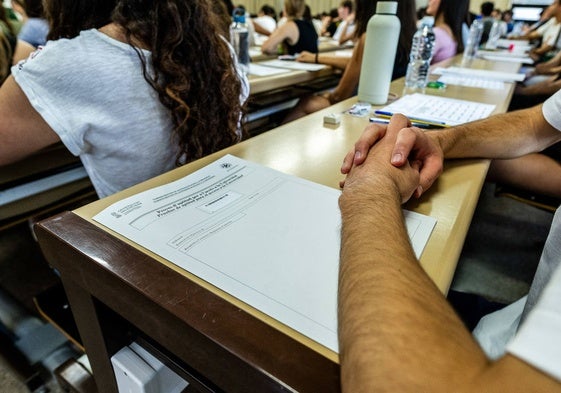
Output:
top-left (374, 110), bottom-right (448, 126)
top-left (369, 117), bottom-right (443, 129)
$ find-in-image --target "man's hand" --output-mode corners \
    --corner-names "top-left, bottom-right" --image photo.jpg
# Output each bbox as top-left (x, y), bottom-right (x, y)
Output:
top-left (341, 114), bottom-right (421, 204)
top-left (341, 115), bottom-right (444, 198)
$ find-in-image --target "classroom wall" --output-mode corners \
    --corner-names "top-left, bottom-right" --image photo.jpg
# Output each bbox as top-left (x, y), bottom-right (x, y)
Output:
top-left (235, 0), bottom-right (341, 16)
top-left (234, 0), bottom-right (514, 18)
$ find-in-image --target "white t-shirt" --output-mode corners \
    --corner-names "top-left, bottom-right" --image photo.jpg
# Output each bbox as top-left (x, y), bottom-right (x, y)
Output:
top-left (474, 90), bottom-right (561, 381)
top-left (13, 29), bottom-right (248, 198)
top-left (253, 15), bottom-right (276, 34)
top-left (332, 20), bottom-right (355, 43)
top-left (537, 17), bottom-right (561, 47)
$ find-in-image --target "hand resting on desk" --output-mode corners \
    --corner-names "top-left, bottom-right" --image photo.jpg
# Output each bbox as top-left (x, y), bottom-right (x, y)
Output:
top-left (340, 114), bottom-right (444, 198)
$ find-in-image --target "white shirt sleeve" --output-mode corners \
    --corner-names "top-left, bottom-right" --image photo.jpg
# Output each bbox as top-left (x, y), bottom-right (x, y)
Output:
top-left (542, 89), bottom-right (561, 131)
top-left (507, 264), bottom-right (561, 382)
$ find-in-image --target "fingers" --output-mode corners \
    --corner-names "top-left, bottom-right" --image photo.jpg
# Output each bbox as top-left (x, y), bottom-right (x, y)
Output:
top-left (390, 126), bottom-right (422, 167)
top-left (416, 155), bottom-right (443, 198)
top-left (340, 123), bottom-right (387, 174)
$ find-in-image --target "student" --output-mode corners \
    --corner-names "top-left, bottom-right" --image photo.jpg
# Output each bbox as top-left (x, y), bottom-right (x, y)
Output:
top-left (426, 0), bottom-right (468, 63)
top-left (516, 0), bottom-right (561, 63)
top-left (0, 5), bottom-right (34, 83)
top-left (252, 4), bottom-right (277, 37)
top-left (0, 0), bottom-right (248, 199)
top-left (11, 0), bottom-right (49, 47)
top-left (338, 95), bottom-right (561, 391)
top-left (261, 0), bottom-right (317, 55)
top-left (284, 0), bottom-right (416, 123)
top-left (332, 1), bottom-right (354, 45)
top-left (480, 1), bottom-right (496, 43)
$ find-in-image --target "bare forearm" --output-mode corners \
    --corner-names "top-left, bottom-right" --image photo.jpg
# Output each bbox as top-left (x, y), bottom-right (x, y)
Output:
top-left (315, 54), bottom-right (349, 70)
top-left (430, 105), bottom-right (560, 159)
top-left (338, 187), bottom-right (487, 391)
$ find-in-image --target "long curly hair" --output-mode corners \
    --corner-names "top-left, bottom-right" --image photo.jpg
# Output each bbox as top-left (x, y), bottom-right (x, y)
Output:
top-left (44, 0), bottom-right (117, 40)
top-left (113, 0), bottom-right (245, 165)
top-left (44, 0), bottom-right (245, 165)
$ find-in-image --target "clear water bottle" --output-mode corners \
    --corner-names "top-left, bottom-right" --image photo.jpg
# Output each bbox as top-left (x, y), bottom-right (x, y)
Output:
top-left (357, 2), bottom-right (401, 104)
top-left (463, 17), bottom-right (484, 60)
top-left (485, 20), bottom-right (501, 50)
top-left (230, 8), bottom-right (250, 75)
top-left (404, 16), bottom-right (435, 93)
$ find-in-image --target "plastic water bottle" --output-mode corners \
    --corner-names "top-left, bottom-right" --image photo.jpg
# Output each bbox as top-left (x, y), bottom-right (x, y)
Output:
top-left (404, 16), bottom-right (435, 93)
top-left (485, 20), bottom-right (501, 50)
top-left (463, 17), bottom-right (484, 60)
top-left (230, 8), bottom-right (250, 75)
top-left (357, 2), bottom-right (401, 105)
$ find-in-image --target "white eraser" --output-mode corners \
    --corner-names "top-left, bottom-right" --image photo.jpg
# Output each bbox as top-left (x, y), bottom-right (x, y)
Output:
top-left (323, 113), bottom-right (341, 125)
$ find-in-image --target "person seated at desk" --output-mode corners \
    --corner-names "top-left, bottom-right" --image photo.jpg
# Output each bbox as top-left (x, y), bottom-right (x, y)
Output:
top-left (331, 1), bottom-right (355, 46)
top-left (261, 0), bottom-right (317, 56)
top-left (321, 8), bottom-right (340, 38)
top-left (426, 0), bottom-right (468, 63)
top-left (338, 93), bottom-right (561, 391)
top-left (513, 0), bottom-right (561, 63)
top-left (252, 4), bottom-right (277, 37)
top-left (11, 0), bottom-right (49, 48)
top-left (0, 0), bottom-right (248, 199)
top-left (0, 6), bottom-right (34, 84)
top-left (283, 0), bottom-right (416, 124)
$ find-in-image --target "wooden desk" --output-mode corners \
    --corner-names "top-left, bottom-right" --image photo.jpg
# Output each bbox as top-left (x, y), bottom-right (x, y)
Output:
top-left (249, 65), bottom-right (337, 95)
top-left (35, 55), bottom-right (519, 392)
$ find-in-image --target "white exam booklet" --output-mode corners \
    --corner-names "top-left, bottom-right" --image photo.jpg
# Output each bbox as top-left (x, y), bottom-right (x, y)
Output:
top-left (93, 155), bottom-right (437, 352)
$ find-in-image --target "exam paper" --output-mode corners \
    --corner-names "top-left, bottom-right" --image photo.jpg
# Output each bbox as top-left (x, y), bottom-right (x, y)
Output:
top-left (248, 63), bottom-right (291, 76)
top-left (93, 155), bottom-right (436, 352)
top-left (380, 93), bottom-right (496, 126)
top-left (432, 66), bottom-right (526, 82)
top-left (437, 75), bottom-right (505, 90)
top-left (258, 59), bottom-right (328, 71)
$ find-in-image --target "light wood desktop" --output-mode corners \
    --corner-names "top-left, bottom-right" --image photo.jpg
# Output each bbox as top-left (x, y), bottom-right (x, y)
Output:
top-left (35, 55), bottom-right (520, 392)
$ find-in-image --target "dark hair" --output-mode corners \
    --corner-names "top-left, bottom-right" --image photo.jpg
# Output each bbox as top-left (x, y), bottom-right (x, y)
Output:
top-left (341, 0), bottom-right (353, 13)
top-left (437, 0), bottom-right (468, 53)
top-left (260, 4), bottom-right (276, 19)
top-left (11, 0), bottom-right (45, 18)
top-left (354, 0), bottom-right (416, 73)
top-left (113, 0), bottom-right (245, 164)
top-left (44, 0), bottom-right (117, 40)
top-left (481, 2), bottom-right (494, 17)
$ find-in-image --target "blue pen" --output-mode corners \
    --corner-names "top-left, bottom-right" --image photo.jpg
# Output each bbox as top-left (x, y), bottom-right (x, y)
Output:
top-left (369, 117), bottom-right (439, 129)
top-left (374, 110), bottom-right (447, 126)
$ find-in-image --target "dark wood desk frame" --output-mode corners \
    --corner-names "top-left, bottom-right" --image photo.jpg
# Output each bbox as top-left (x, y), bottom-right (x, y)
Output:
top-left (36, 212), bottom-right (340, 393)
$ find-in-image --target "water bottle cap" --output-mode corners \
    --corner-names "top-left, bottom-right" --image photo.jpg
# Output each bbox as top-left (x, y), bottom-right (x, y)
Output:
top-left (376, 1), bottom-right (397, 15)
top-left (421, 16), bottom-right (435, 27)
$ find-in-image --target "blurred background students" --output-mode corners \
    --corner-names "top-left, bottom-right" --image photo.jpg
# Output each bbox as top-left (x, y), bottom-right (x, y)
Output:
top-left (252, 4), bottom-right (277, 37)
top-left (261, 0), bottom-right (317, 55)
top-left (426, 0), bottom-right (468, 63)
top-left (284, 0), bottom-right (416, 123)
top-left (11, 0), bottom-right (49, 48)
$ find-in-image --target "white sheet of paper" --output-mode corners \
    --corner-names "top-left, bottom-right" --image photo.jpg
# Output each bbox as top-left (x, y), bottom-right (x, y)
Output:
top-left (379, 93), bottom-right (496, 126)
top-left (432, 66), bottom-right (526, 82)
top-left (437, 75), bottom-right (505, 90)
top-left (248, 63), bottom-right (292, 76)
top-left (259, 59), bottom-right (328, 71)
top-left (93, 155), bottom-right (437, 352)
top-left (479, 54), bottom-right (534, 64)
